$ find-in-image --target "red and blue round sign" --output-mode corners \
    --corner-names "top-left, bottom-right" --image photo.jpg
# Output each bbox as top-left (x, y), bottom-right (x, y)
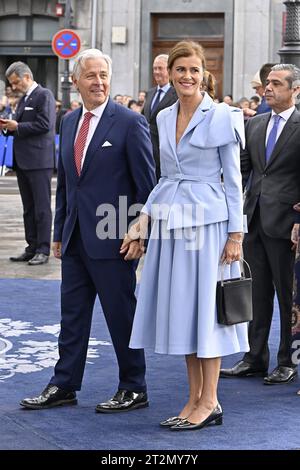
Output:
top-left (52, 29), bottom-right (81, 59)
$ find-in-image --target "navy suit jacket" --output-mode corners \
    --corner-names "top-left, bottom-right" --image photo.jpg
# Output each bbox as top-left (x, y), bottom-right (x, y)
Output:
top-left (54, 98), bottom-right (156, 258)
top-left (142, 86), bottom-right (177, 174)
top-left (241, 109), bottom-right (300, 239)
top-left (12, 85), bottom-right (56, 170)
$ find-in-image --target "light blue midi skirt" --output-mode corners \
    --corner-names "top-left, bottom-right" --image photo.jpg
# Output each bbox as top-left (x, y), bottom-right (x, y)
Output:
top-left (130, 220), bottom-right (249, 358)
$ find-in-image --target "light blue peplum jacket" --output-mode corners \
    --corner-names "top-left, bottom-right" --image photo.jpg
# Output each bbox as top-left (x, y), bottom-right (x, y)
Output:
top-left (141, 92), bottom-right (246, 234)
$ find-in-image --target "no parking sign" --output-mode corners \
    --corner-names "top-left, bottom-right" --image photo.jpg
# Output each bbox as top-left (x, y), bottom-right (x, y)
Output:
top-left (52, 29), bottom-right (81, 59)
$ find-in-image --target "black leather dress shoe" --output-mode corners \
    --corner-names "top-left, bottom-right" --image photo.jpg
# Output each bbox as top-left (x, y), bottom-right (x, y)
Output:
top-left (220, 360), bottom-right (267, 378)
top-left (263, 366), bottom-right (298, 385)
top-left (28, 253), bottom-right (49, 265)
top-left (10, 252), bottom-right (34, 262)
top-left (20, 384), bottom-right (77, 409)
top-left (95, 390), bottom-right (149, 413)
top-left (170, 404), bottom-right (223, 431)
top-left (160, 416), bottom-right (184, 427)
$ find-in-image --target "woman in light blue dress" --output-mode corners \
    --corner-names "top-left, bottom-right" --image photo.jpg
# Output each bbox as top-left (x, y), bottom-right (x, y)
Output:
top-left (120, 41), bottom-right (249, 431)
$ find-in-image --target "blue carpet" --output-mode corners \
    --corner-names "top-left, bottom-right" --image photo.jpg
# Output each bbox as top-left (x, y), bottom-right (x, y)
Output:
top-left (0, 278), bottom-right (299, 450)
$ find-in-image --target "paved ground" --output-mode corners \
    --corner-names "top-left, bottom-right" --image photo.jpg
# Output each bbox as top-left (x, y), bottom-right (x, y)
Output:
top-left (0, 176), bottom-right (61, 280)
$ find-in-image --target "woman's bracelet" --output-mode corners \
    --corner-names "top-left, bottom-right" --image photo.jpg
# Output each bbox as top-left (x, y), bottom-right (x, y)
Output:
top-left (228, 237), bottom-right (243, 245)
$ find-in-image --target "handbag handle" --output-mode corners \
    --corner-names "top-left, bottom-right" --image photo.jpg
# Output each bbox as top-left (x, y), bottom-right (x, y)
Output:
top-left (220, 258), bottom-right (252, 286)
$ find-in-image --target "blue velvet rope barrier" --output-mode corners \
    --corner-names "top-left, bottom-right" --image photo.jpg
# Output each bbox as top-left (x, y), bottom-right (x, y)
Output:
top-left (0, 135), bottom-right (13, 173)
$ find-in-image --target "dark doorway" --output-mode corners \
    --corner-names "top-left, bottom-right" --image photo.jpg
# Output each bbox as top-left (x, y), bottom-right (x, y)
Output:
top-left (152, 14), bottom-right (225, 100)
top-left (3, 56), bottom-right (58, 98)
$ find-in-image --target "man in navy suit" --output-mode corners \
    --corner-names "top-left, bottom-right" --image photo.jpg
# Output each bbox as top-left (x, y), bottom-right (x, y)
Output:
top-left (142, 54), bottom-right (177, 179)
top-left (0, 62), bottom-right (56, 265)
top-left (20, 49), bottom-right (156, 412)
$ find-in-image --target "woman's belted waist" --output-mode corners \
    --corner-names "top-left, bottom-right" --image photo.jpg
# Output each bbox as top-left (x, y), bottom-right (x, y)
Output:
top-left (142, 173), bottom-right (228, 229)
top-left (162, 174), bottom-right (221, 184)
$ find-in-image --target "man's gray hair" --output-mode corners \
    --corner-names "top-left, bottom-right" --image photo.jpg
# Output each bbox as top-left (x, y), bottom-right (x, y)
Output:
top-left (271, 64), bottom-right (300, 88)
top-left (5, 61), bottom-right (33, 80)
top-left (154, 54), bottom-right (169, 63)
top-left (72, 48), bottom-right (112, 80)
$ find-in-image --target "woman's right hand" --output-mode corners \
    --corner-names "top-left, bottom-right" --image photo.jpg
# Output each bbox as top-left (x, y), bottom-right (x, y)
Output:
top-left (120, 213), bottom-right (150, 258)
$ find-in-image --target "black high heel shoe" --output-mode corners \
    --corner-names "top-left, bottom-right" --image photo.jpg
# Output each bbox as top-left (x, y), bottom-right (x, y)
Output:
top-left (170, 404), bottom-right (223, 431)
top-left (159, 416), bottom-right (184, 427)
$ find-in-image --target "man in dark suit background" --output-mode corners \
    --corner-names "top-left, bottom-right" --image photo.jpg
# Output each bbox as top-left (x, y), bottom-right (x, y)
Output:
top-left (0, 62), bottom-right (56, 265)
top-left (20, 49), bottom-right (156, 412)
top-left (221, 64), bottom-right (300, 384)
top-left (143, 54), bottom-right (177, 179)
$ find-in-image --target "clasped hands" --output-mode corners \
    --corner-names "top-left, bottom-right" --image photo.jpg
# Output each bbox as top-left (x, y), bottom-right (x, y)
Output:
top-left (120, 213), bottom-right (149, 260)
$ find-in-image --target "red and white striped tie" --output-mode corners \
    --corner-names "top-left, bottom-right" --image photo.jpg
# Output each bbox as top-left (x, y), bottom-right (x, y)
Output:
top-left (74, 111), bottom-right (94, 175)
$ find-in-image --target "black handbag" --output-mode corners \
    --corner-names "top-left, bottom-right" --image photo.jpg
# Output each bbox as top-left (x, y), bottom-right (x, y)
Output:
top-left (216, 259), bottom-right (253, 326)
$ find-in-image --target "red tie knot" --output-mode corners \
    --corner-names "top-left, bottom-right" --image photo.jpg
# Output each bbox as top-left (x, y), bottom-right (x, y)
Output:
top-left (84, 111), bottom-right (94, 121)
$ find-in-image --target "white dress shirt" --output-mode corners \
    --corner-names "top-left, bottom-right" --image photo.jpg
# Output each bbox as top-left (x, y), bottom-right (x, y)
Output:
top-left (152, 83), bottom-right (171, 106)
top-left (75, 98), bottom-right (109, 168)
top-left (24, 81), bottom-right (38, 100)
top-left (265, 105), bottom-right (295, 145)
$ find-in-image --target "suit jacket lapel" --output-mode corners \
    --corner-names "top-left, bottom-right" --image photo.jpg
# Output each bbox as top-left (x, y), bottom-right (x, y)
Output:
top-left (25, 85), bottom-right (39, 104)
top-left (16, 85), bottom-right (40, 119)
top-left (157, 87), bottom-right (176, 113)
top-left (182, 104), bottom-right (207, 138)
top-left (143, 88), bottom-right (156, 120)
top-left (165, 94), bottom-right (210, 161)
top-left (165, 102), bottom-right (178, 161)
top-left (257, 114), bottom-right (270, 169)
top-left (15, 95), bottom-right (26, 119)
top-left (80, 98), bottom-right (115, 178)
top-left (64, 108), bottom-right (81, 179)
top-left (266, 110), bottom-right (300, 167)
top-left (181, 93), bottom-right (212, 141)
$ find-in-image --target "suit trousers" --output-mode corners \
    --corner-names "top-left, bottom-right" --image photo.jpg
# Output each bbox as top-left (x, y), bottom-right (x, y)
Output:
top-left (50, 223), bottom-right (146, 392)
top-left (15, 165), bottom-right (52, 255)
top-left (243, 205), bottom-right (295, 368)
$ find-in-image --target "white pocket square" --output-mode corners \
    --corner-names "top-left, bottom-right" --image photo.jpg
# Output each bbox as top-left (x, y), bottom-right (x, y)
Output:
top-left (24, 106), bottom-right (34, 111)
top-left (102, 141), bottom-right (112, 147)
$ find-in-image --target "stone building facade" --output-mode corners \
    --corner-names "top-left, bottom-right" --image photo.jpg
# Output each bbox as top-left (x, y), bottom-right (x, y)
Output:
top-left (0, 0), bottom-right (285, 101)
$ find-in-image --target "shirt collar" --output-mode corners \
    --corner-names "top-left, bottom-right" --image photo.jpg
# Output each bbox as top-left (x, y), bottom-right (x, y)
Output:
top-left (25, 81), bottom-right (38, 98)
top-left (199, 91), bottom-right (213, 111)
top-left (157, 83), bottom-right (171, 94)
top-left (271, 105), bottom-right (295, 122)
top-left (81, 98), bottom-right (109, 118)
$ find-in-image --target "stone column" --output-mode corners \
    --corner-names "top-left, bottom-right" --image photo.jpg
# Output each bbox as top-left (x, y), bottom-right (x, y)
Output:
top-left (232, 0), bottom-right (271, 101)
top-left (278, 0), bottom-right (300, 67)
